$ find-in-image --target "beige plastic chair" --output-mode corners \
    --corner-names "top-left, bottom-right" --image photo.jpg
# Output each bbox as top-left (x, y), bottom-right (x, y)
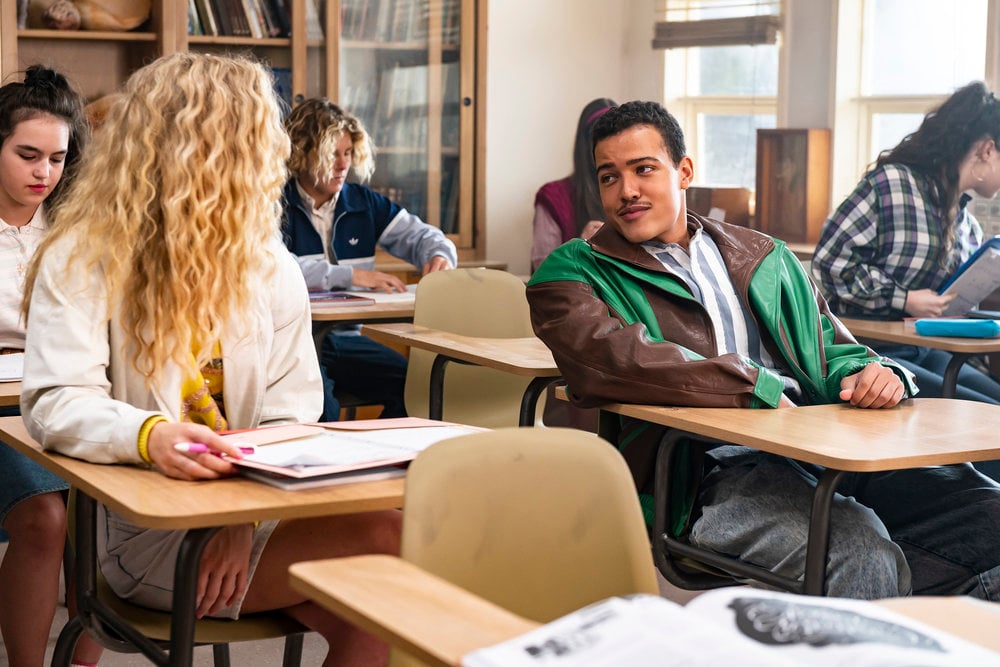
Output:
top-left (288, 427), bottom-right (658, 666)
top-left (61, 490), bottom-right (306, 666)
top-left (390, 427), bottom-right (656, 665)
top-left (404, 268), bottom-right (541, 427)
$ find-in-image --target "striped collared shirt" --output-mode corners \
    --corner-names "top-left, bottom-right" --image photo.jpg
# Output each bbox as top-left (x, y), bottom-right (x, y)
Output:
top-left (643, 223), bottom-right (803, 400)
top-left (813, 164), bottom-right (982, 318)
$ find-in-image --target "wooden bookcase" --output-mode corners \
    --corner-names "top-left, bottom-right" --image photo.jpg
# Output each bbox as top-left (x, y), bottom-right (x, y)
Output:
top-left (0, 0), bottom-right (484, 255)
top-left (754, 128), bottom-right (831, 245)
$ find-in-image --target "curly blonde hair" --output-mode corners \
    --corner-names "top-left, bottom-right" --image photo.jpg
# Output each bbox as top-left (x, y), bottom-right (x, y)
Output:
top-left (285, 97), bottom-right (375, 183)
top-left (23, 52), bottom-right (290, 381)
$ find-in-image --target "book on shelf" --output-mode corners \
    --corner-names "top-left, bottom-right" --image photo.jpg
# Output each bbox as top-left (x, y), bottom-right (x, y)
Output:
top-left (194, 0), bottom-right (219, 35)
top-left (267, 0), bottom-right (292, 37)
top-left (209, 0), bottom-right (234, 35)
top-left (938, 236), bottom-right (1000, 316)
top-left (463, 589), bottom-right (1000, 667)
top-left (187, 0), bottom-right (203, 35)
top-left (239, 0), bottom-right (264, 38)
top-left (308, 290), bottom-right (376, 306)
top-left (255, 0), bottom-right (283, 37)
top-left (304, 0), bottom-right (324, 40)
top-left (224, 418), bottom-right (483, 489)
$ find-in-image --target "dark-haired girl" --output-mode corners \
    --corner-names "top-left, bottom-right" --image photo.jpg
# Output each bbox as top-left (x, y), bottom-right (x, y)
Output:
top-left (813, 81), bottom-right (1000, 480)
top-left (0, 65), bottom-right (101, 666)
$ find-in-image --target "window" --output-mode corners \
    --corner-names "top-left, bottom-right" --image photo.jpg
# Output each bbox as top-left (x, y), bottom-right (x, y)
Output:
top-left (833, 0), bottom-right (993, 201)
top-left (661, 0), bottom-right (780, 189)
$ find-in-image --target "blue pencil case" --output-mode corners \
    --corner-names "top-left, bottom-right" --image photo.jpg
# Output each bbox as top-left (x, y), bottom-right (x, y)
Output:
top-left (914, 318), bottom-right (1000, 338)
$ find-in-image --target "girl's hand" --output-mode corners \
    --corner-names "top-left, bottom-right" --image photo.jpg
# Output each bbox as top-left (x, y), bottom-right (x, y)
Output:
top-left (904, 289), bottom-right (956, 318)
top-left (147, 422), bottom-right (241, 480)
top-left (196, 524), bottom-right (253, 618)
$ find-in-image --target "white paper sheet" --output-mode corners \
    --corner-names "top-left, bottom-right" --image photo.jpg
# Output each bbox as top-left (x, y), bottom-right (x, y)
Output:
top-left (0, 353), bottom-right (24, 381)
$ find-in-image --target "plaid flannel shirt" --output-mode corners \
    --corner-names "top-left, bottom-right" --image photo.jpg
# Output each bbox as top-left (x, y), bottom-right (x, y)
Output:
top-left (812, 164), bottom-right (982, 318)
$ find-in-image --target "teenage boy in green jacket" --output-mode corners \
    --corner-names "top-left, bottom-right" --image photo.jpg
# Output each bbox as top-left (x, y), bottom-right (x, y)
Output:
top-left (527, 101), bottom-right (1000, 601)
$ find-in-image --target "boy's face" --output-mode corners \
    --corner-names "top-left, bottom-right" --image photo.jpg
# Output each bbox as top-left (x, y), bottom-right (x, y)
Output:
top-left (297, 132), bottom-right (353, 206)
top-left (594, 124), bottom-right (693, 246)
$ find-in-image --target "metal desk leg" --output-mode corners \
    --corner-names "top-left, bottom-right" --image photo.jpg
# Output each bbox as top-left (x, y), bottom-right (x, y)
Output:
top-left (63, 490), bottom-right (221, 667)
top-left (428, 355), bottom-right (451, 420)
top-left (803, 467), bottom-right (846, 596)
top-left (169, 527), bottom-right (221, 667)
top-left (942, 352), bottom-right (974, 399)
top-left (518, 377), bottom-right (563, 426)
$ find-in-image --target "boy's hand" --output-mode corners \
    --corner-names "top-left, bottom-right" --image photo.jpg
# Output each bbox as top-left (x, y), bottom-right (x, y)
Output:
top-left (352, 268), bottom-right (407, 293)
top-left (839, 363), bottom-right (906, 408)
top-left (421, 255), bottom-right (454, 276)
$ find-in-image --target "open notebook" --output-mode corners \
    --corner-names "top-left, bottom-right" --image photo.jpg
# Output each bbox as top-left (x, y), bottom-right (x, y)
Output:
top-left (223, 418), bottom-right (482, 490)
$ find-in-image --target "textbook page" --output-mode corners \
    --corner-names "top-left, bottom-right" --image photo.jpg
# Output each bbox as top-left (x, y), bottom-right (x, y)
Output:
top-left (463, 591), bottom-right (1000, 667)
top-left (940, 238), bottom-right (1000, 316)
top-left (0, 352), bottom-right (23, 381)
top-left (462, 595), bottom-right (791, 667)
top-left (684, 588), bottom-right (1000, 666)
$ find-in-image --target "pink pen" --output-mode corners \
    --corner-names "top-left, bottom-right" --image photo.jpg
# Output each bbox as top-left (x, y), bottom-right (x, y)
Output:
top-left (174, 442), bottom-right (255, 455)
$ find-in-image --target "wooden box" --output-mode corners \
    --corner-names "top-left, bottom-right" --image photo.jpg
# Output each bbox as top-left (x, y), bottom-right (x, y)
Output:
top-left (686, 186), bottom-right (753, 228)
top-left (754, 128), bottom-right (831, 244)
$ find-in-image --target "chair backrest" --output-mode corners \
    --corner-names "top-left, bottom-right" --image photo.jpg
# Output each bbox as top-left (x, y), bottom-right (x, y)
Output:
top-left (404, 269), bottom-right (539, 427)
top-left (400, 427), bottom-right (659, 622)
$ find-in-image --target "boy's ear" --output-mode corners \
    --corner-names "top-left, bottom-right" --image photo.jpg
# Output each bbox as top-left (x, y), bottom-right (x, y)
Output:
top-left (678, 155), bottom-right (694, 190)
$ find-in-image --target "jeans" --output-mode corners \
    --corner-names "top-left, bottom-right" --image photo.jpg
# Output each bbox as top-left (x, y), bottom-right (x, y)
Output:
top-left (872, 343), bottom-right (1000, 482)
top-left (690, 445), bottom-right (1000, 600)
top-left (319, 331), bottom-right (408, 421)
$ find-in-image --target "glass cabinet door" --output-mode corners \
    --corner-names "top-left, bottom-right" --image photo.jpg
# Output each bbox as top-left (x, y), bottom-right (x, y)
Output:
top-left (337, 0), bottom-right (471, 245)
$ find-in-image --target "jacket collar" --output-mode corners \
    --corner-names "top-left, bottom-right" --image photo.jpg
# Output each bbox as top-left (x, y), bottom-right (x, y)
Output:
top-left (588, 211), bottom-right (776, 279)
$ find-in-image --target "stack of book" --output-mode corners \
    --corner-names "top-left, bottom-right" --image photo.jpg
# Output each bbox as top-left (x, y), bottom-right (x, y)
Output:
top-left (187, 0), bottom-right (309, 38)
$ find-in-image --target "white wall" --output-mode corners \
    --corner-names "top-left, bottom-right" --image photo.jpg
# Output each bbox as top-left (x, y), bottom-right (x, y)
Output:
top-left (482, 0), bottom-right (835, 274)
top-left (484, 0), bottom-right (660, 275)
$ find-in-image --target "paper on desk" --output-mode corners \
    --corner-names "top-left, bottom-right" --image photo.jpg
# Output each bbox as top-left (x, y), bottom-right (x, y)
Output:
top-left (366, 284), bottom-right (418, 304)
top-left (463, 590), bottom-right (1000, 667)
top-left (229, 425), bottom-right (481, 477)
top-left (0, 352), bottom-right (24, 381)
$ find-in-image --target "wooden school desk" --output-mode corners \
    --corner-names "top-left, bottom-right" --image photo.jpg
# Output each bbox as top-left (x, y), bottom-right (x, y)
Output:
top-left (288, 555), bottom-right (1000, 667)
top-left (840, 317), bottom-right (1000, 398)
top-left (310, 287), bottom-right (417, 351)
top-left (361, 323), bottom-right (562, 426)
top-left (589, 396), bottom-right (1000, 596)
top-left (0, 416), bottom-right (404, 667)
top-left (0, 380), bottom-right (20, 407)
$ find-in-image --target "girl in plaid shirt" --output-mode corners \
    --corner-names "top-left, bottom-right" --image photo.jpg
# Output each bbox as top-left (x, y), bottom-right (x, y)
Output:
top-left (813, 81), bottom-right (1000, 480)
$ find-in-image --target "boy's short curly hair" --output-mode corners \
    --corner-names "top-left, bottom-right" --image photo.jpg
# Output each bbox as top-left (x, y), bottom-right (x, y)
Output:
top-left (591, 101), bottom-right (687, 166)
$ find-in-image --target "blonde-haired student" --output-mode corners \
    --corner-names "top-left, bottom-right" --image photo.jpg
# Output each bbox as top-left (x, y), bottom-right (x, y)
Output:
top-left (21, 53), bottom-right (400, 665)
top-left (281, 98), bottom-right (457, 421)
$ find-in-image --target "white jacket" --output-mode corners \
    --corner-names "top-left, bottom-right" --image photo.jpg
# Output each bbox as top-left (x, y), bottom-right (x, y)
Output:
top-left (21, 236), bottom-right (323, 463)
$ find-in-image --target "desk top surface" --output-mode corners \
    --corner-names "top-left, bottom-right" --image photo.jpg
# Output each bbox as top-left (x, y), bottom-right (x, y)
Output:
top-left (598, 398), bottom-right (1000, 471)
top-left (0, 416), bottom-right (404, 530)
top-left (362, 323), bottom-right (560, 377)
top-left (840, 317), bottom-right (1000, 352)
top-left (376, 259), bottom-right (508, 274)
top-left (310, 288), bottom-right (416, 323)
top-left (0, 381), bottom-right (19, 407)
top-left (289, 555), bottom-right (1000, 664)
